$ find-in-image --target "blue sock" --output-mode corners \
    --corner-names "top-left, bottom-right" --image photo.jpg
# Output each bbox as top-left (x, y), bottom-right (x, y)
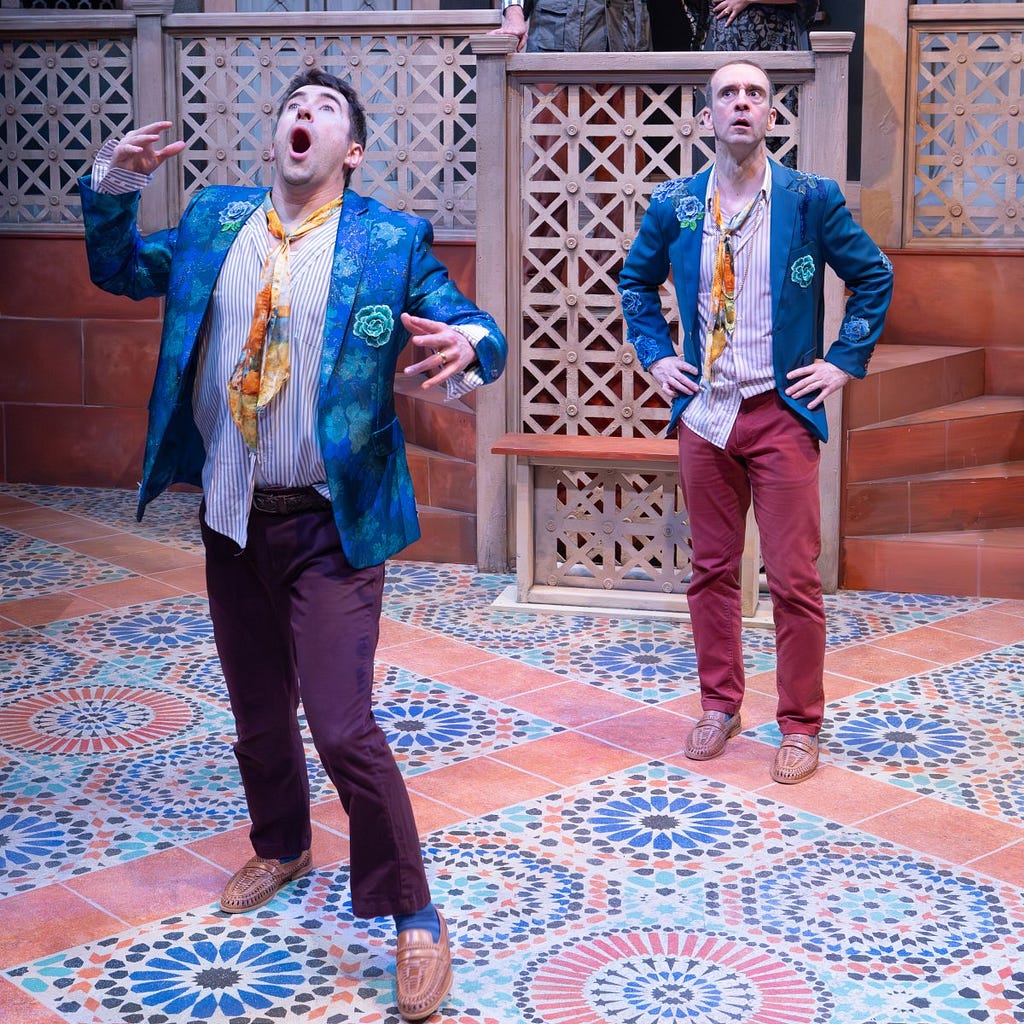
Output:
top-left (394, 902), bottom-right (440, 941)
top-left (279, 854), bottom-right (300, 864)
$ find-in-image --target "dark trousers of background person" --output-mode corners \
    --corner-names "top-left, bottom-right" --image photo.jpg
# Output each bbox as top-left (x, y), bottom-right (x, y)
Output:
top-left (202, 505), bottom-right (431, 919)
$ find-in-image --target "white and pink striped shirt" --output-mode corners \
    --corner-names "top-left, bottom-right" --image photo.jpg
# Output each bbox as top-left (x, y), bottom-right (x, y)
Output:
top-left (682, 162), bottom-right (776, 449)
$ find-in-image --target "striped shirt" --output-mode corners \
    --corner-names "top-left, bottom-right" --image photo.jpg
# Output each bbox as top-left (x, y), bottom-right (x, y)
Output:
top-left (92, 140), bottom-right (485, 547)
top-left (682, 162), bottom-right (775, 449)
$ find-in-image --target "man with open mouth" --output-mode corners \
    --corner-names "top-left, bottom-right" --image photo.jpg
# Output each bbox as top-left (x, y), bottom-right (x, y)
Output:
top-left (78, 66), bottom-right (507, 1022)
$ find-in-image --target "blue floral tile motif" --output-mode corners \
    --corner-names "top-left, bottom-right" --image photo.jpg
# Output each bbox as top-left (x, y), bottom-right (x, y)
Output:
top-left (377, 702), bottom-right (475, 749)
top-left (41, 597), bottom-right (216, 662)
top-left (834, 712), bottom-right (969, 762)
top-left (374, 669), bottom-right (558, 773)
top-left (591, 793), bottom-right (734, 853)
top-left (87, 733), bottom-right (259, 839)
top-left (128, 936), bottom-right (306, 1018)
top-left (0, 634), bottom-right (91, 696)
top-left (420, 839), bottom-right (622, 965)
top-left (720, 845), bottom-right (1019, 974)
top-left (589, 639), bottom-right (700, 683)
top-left (12, 919), bottom-right (359, 1024)
top-left (0, 811), bottom-right (66, 872)
top-left (0, 542), bottom-right (131, 599)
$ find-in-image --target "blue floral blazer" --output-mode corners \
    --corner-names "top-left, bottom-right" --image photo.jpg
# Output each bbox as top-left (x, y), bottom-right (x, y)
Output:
top-left (78, 180), bottom-right (507, 568)
top-left (618, 159), bottom-right (894, 441)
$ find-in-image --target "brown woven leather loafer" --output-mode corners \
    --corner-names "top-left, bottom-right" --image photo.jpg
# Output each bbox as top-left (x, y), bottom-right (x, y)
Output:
top-left (771, 734), bottom-right (819, 784)
top-left (219, 849), bottom-right (312, 914)
top-left (396, 910), bottom-right (452, 1022)
top-left (684, 710), bottom-right (742, 761)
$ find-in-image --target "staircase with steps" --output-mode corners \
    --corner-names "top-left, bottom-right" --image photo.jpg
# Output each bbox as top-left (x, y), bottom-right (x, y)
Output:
top-left (841, 344), bottom-right (1024, 599)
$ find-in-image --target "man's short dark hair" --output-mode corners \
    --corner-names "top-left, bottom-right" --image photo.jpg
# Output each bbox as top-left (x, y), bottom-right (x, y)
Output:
top-left (277, 66), bottom-right (368, 150)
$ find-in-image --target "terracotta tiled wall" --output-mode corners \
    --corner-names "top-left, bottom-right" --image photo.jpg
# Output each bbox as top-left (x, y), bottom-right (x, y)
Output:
top-left (0, 235), bottom-right (162, 488)
top-left (0, 234), bottom-right (483, 562)
top-left (883, 250), bottom-right (1024, 391)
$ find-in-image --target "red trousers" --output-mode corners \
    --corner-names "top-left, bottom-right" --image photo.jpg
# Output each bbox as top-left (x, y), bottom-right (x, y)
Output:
top-left (202, 506), bottom-right (430, 919)
top-left (678, 390), bottom-right (826, 734)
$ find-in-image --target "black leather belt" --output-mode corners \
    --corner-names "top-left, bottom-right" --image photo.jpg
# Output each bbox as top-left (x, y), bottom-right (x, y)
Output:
top-left (252, 487), bottom-right (331, 515)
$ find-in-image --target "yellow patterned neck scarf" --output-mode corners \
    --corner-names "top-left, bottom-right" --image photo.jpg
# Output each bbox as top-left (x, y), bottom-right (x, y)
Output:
top-left (705, 187), bottom-right (760, 376)
top-left (227, 192), bottom-right (344, 450)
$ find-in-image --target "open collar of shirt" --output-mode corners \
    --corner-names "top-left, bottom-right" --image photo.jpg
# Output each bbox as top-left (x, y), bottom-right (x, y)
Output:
top-left (704, 159), bottom-right (773, 216)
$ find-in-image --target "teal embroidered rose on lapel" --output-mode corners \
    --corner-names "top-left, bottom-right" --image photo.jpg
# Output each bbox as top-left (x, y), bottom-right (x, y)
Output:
top-left (673, 194), bottom-right (705, 231)
top-left (218, 200), bottom-right (257, 232)
top-left (353, 304), bottom-right (395, 346)
top-left (790, 255), bottom-right (816, 288)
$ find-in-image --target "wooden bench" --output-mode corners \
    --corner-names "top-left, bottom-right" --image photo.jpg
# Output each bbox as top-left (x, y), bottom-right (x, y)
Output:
top-left (492, 433), bottom-right (761, 618)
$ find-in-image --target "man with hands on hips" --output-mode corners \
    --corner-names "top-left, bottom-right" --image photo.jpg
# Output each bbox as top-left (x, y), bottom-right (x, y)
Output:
top-left (79, 67), bottom-right (506, 1021)
top-left (619, 59), bottom-right (892, 785)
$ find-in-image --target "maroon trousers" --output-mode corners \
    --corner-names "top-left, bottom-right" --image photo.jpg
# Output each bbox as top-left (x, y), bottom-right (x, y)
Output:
top-left (678, 390), bottom-right (826, 735)
top-left (201, 506), bottom-right (430, 919)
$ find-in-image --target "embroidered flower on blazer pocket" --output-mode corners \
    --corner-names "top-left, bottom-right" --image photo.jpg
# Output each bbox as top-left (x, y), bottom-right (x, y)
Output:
top-left (218, 200), bottom-right (257, 232)
top-left (790, 254), bottom-right (816, 289)
top-left (353, 304), bottom-right (395, 347)
top-left (674, 194), bottom-right (705, 231)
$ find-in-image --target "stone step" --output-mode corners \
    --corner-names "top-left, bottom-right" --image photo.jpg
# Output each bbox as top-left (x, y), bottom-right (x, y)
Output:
top-left (846, 395), bottom-right (1024, 483)
top-left (846, 343), bottom-right (986, 430)
top-left (845, 460), bottom-right (1024, 536)
top-left (842, 528), bottom-right (1024, 599)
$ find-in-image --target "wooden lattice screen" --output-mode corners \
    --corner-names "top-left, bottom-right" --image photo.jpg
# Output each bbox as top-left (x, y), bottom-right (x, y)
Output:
top-left (486, 60), bottom-right (811, 609)
top-left (0, 11), bottom-right (495, 236)
top-left (908, 15), bottom-right (1024, 245)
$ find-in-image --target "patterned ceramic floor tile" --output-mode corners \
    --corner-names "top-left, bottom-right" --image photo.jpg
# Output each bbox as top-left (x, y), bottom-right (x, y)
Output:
top-left (0, 536), bottom-right (133, 601)
top-left (38, 596), bottom-right (217, 665)
top-left (3, 484), bottom-right (1024, 1024)
top-left (374, 665), bottom-right (561, 774)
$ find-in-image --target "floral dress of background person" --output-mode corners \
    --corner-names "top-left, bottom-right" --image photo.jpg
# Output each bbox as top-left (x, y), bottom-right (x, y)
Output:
top-left (702, 0), bottom-right (819, 52)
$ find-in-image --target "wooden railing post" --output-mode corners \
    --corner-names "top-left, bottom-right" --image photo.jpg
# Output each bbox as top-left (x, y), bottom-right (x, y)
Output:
top-left (471, 33), bottom-right (517, 573)
top-left (124, 0), bottom-right (175, 233)
top-left (805, 31), bottom-right (853, 594)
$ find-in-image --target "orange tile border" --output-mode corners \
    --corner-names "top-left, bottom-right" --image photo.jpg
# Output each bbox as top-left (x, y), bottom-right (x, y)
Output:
top-left (504, 680), bottom-right (642, 728)
top-left (66, 534), bottom-right (204, 575)
top-left (579, 706), bottom-right (690, 760)
top-left (665, 736), bottom-right (778, 792)
top-left (823, 643), bottom-right (936, 685)
top-left (0, 886), bottom-right (122, 969)
top-left (408, 791), bottom-right (473, 836)
top-left (491, 731), bottom-right (643, 786)
top-left (859, 796), bottom-right (1024, 867)
top-left (408, 756), bottom-right (555, 817)
top-left (435, 658), bottom-right (569, 700)
top-left (965, 839), bottom-right (1024, 889)
top-left (63, 846), bottom-right (228, 926)
top-left (379, 635), bottom-right (497, 677)
top-left (0, 592), bottom-right (108, 627)
top-left (377, 617), bottom-right (436, 650)
top-left (936, 608), bottom-right (1024, 644)
top-left (150, 564), bottom-right (209, 596)
top-left (870, 624), bottom-right (998, 664)
top-left (71, 576), bottom-right (185, 609)
top-left (0, 978), bottom-right (69, 1024)
top-left (763, 764), bottom-right (917, 824)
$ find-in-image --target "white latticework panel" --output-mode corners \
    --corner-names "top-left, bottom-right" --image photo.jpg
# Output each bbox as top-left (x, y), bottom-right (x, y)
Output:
top-left (911, 27), bottom-right (1024, 242)
top-left (517, 80), bottom-right (800, 439)
top-left (175, 32), bottom-right (478, 233)
top-left (0, 37), bottom-right (134, 228)
top-left (534, 465), bottom-right (692, 594)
